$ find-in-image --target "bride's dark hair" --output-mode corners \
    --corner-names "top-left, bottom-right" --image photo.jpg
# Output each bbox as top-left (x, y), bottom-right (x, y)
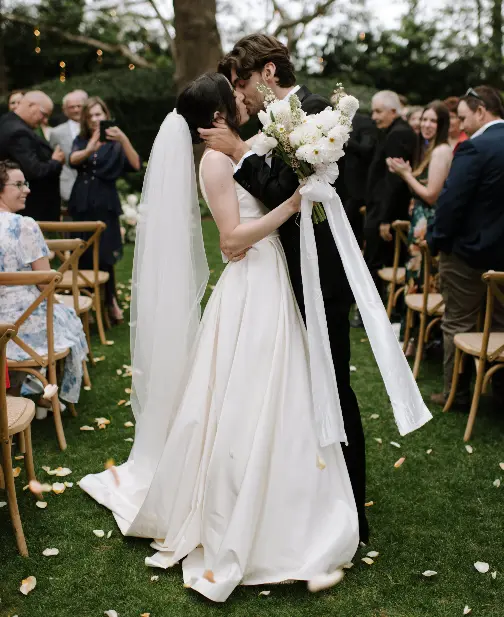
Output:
top-left (176, 72), bottom-right (241, 145)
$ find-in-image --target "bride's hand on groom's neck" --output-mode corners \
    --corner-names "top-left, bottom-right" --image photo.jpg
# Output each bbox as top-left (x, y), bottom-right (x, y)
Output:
top-left (198, 122), bottom-right (250, 163)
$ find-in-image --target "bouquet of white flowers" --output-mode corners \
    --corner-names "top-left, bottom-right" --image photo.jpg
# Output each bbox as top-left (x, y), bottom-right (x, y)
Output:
top-left (252, 84), bottom-right (359, 223)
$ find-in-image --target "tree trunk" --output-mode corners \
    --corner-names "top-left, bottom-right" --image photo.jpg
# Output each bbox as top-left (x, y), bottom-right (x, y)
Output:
top-left (173, 0), bottom-right (222, 93)
top-left (489, 0), bottom-right (503, 86)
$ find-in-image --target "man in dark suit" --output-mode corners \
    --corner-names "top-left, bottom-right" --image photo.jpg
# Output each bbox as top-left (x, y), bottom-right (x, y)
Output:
top-left (364, 91), bottom-right (416, 293)
top-left (336, 110), bottom-right (377, 248)
top-left (198, 34), bottom-right (369, 543)
top-left (0, 90), bottom-right (65, 221)
top-left (427, 86), bottom-right (504, 409)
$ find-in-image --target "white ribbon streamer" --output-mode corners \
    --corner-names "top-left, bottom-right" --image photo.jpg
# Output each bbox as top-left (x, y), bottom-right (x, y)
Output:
top-left (299, 179), bottom-right (432, 446)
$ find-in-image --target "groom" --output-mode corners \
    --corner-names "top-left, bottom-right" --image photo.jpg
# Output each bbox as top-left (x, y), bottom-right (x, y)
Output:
top-left (198, 33), bottom-right (368, 543)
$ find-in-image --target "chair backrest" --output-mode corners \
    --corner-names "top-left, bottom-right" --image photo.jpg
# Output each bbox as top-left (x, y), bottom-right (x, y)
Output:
top-left (391, 220), bottom-right (410, 276)
top-left (0, 271), bottom-right (62, 368)
top-left (38, 221), bottom-right (106, 288)
top-left (46, 239), bottom-right (87, 312)
top-left (0, 323), bottom-right (17, 441)
top-left (418, 242), bottom-right (444, 315)
top-left (481, 271), bottom-right (504, 361)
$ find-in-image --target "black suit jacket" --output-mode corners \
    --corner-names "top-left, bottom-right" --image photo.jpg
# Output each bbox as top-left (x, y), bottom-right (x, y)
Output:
top-left (427, 122), bottom-right (504, 270)
top-left (337, 111), bottom-right (377, 204)
top-left (365, 116), bottom-right (416, 228)
top-left (0, 111), bottom-right (62, 221)
top-left (234, 85), bottom-right (351, 312)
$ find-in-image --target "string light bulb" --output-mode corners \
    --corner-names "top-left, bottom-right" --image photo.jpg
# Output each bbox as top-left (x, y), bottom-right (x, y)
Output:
top-left (35, 47), bottom-right (41, 54)
top-left (59, 61), bottom-right (66, 68)
top-left (128, 63), bottom-right (135, 70)
top-left (359, 32), bottom-right (366, 41)
top-left (97, 49), bottom-right (103, 64)
top-left (34, 28), bottom-right (40, 36)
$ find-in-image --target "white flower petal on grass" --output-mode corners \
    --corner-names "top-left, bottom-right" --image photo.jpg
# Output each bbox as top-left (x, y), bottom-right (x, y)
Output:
top-left (493, 479), bottom-right (501, 487)
top-left (499, 462), bottom-right (504, 470)
top-left (36, 501), bottom-right (48, 509)
top-left (307, 569), bottom-right (344, 592)
top-left (64, 482), bottom-right (73, 488)
top-left (426, 449), bottom-right (433, 454)
top-left (52, 482), bottom-right (66, 494)
top-left (29, 480), bottom-right (52, 493)
top-left (370, 414), bottom-right (380, 420)
top-left (394, 457), bottom-right (406, 468)
top-left (350, 365), bottom-right (357, 372)
top-left (474, 561), bottom-right (490, 573)
top-left (93, 529), bottom-right (105, 538)
top-left (361, 557), bottom-right (374, 565)
top-left (124, 421), bottom-right (134, 428)
top-left (258, 590), bottom-right (271, 596)
top-left (365, 501), bottom-right (374, 507)
top-left (42, 383), bottom-right (58, 399)
top-left (125, 438), bottom-right (134, 442)
top-left (316, 455), bottom-right (326, 470)
top-left (151, 575), bottom-right (159, 582)
top-left (390, 442), bottom-right (401, 448)
top-left (0, 501), bottom-right (7, 508)
top-left (465, 445), bottom-right (474, 454)
top-left (374, 438), bottom-right (382, 444)
top-left (342, 562), bottom-right (354, 569)
top-left (42, 548), bottom-right (59, 557)
top-left (491, 571), bottom-right (497, 579)
top-left (422, 570), bottom-right (437, 577)
top-left (84, 386), bottom-right (91, 391)
top-left (116, 369), bottom-right (123, 376)
top-left (20, 575), bottom-right (37, 595)
top-left (13, 467), bottom-right (21, 478)
top-left (107, 530), bottom-right (113, 539)
top-left (367, 551), bottom-right (379, 558)
top-left (80, 425), bottom-right (95, 431)
top-left (463, 606), bottom-right (472, 615)
top-left (104, 611), bottom-right (118, 617)
top-left (55, 467), bottom-right (72, 477)
top-left (14, 455), bottom-right (24, 460)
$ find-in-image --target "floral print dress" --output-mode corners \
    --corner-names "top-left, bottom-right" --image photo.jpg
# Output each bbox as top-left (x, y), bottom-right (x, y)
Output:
top-left (405, 168), bottom-right (438, 294)
top-left (0, 212), bottom-right (88, 403)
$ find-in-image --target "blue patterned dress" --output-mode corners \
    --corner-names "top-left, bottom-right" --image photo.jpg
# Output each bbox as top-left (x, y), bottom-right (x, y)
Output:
top-left (0, 212), bottom-right (88, 403)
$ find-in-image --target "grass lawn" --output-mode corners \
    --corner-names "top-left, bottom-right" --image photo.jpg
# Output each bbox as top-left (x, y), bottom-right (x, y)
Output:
top-left (1, 220), bottom-right (503, 617)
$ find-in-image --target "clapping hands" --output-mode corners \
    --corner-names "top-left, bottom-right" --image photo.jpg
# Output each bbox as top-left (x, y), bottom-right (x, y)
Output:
top-left (386, 157), bottom-right (412, 178)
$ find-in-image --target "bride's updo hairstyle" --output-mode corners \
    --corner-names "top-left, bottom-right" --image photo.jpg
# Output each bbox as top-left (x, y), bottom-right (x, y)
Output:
top-left (176, 72), bottom-right (241, 145)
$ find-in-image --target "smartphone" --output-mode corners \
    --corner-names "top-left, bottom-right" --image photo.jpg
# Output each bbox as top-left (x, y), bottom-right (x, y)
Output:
top-left (99, 119), bottom-right (117, 142)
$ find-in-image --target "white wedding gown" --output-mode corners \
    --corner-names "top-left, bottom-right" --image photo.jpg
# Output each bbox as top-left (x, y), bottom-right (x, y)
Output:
top-left (80, 152), bottom-right (359, 602)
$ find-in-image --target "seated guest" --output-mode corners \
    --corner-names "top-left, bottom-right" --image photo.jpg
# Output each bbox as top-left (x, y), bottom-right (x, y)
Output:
top-left (387, 101), bottom-right (452, 293)
top-left (365, 91), bottom-right (417, 292)
top-left (0, 160), bottom-right (88, 405)
top-left (427, 86), bottom-right (504, 409)
top-left (50, 90), bottom-right (88, 203)
top-left (69, 96), bottom-right (141, 323)
top-left (8, 90), bottom-right (24, 112)
top-left (406, 106), bottom-right (423, 135)
top-left (444, 96), bottom-right (468, 152)
top-left (0, 91), bottom-right (65, 221)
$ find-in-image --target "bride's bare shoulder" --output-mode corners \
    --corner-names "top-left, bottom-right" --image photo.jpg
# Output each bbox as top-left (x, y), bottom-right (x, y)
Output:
top-left (201, 149), bottom-right (234, 181)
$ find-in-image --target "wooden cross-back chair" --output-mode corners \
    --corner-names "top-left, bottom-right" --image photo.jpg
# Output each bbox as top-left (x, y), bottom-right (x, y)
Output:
top-left (0, 271), bottom-right (71, 451)
top-left (38, 221), bottom-right (111, 345)
top-left (444, 271), bottom-right (504, 441)
top-left (46, 238), bottom-right (94, 387)
top-left (378, 220), bottom-right (410, 319)
top-left (0, 323), bottom-right (41, 556)
top-left (402, 242), bottom-right (445, 380)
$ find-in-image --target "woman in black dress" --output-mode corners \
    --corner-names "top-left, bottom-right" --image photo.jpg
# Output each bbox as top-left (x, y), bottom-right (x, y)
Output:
top-left (69, 96), bottom-right (141, 322)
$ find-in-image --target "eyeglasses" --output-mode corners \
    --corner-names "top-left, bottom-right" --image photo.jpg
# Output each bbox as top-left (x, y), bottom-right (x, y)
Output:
top-left (5, 181), bottom-right (30, 190)
top-left (464, 88), bottom-right (486, 104)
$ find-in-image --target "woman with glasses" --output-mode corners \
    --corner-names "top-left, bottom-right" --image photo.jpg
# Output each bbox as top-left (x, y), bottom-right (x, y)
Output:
top-left (0, 160), bottom-right (88, 414)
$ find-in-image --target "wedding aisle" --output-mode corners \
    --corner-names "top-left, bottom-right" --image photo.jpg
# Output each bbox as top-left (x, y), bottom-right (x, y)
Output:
top-left (1, 221), bottom-right (502, 617)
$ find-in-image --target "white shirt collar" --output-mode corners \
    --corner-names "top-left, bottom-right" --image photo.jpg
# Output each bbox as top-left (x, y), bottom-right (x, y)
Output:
top-left (283, 85), bottom-right (301, 101)
top-left (471, 119), bottom-right (504, 139)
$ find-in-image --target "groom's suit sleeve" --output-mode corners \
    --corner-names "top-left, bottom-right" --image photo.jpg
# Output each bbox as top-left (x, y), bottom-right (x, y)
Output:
top-left (234, 94), bottom-right (330, 210)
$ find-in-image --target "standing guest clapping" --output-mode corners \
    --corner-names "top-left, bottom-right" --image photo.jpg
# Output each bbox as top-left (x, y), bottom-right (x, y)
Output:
top-left (444, 96), bottom-right (468, 152)
top-left (0, 91), bottom-right (65, 221)
top-left (50, 90), bottom-right (88, 203)
top-left (69, 96), bottom-right (141, 323)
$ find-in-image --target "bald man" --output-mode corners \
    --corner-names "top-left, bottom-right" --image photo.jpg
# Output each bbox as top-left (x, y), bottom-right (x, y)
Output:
top-left (0, 90), bottom-right (65, 220)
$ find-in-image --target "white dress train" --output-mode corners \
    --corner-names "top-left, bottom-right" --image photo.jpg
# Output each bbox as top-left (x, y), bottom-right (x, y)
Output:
top-left (79, 153), bottom-right (359, 602)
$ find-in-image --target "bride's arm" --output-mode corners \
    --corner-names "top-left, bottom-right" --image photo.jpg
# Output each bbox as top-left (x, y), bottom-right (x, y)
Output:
top-left (202, 150), bottom-right (300, 255)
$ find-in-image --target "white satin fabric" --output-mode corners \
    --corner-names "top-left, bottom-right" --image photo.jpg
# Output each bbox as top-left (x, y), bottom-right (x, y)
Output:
top-left (79, 152), bottom-right (359, 602)
top-left (299, 177), bottom-right (432, 445)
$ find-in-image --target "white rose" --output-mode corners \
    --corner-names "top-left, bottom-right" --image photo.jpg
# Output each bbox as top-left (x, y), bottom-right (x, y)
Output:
top-left (126, 194), bottom-right (139, 207)
top-left (258, 109), bottom-right (271, 128)
top-left (251, 133), bottom-right (278, 156)
top-left (338, 95), bottom-right (359, 120)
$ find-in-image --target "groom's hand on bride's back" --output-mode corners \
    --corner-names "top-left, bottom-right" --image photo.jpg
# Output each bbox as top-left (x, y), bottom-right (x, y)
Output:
top-left (220, 238), bottom-right (250, 262)
top-left (198, 121), bottom-right (250, 164)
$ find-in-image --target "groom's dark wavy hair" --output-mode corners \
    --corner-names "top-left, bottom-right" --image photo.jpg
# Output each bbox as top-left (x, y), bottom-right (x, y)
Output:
top-left (218, 34), bottom-right (296, 88)
top-left (176, 73), bottom-right (241, 145)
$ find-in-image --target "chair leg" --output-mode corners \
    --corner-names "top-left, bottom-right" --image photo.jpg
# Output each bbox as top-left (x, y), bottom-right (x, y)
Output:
top-left (94, 288), bottom-right (108, 345)
top-left (47, 360), bottom-right (67, 450)
top-left (82, 312), bottom-right (95, 366)
top-left (68, 402), bottom-right (77, 417)
top-left (1, 440), bottom-right (28, 556)
top-left (18, 431), bottom-right (26, 454)
top-left (23, 425), bottom-right (37, 484)
top-left (102, 290), bottom-right (112, 331)
top-left (444, 348), bottom-right (463, 412)
top-left (464, 357), bottom-right (486, 442)
top-left (412, 311), bottom-right (427, 380)
top-left (403, 309), bottom-right (412, 353)
top-left (386, 282), bottom-right (395, 319)
top-left (82, 359), bottom-right (92, 389)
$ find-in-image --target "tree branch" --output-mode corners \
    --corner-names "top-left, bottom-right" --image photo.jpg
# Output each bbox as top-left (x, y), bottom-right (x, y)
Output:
top-left (3, 12), bottom-right (155, 68)
top-left (144, 0), bottom-right (176, 57)
top-left (273, 0), bottom-right (338, 37)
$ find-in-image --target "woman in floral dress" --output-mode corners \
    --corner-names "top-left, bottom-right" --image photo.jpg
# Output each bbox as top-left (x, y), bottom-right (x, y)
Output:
top-left (0, 160), bottom-right (88, 404)
top-left (387, 100), bottom-right (453, 293)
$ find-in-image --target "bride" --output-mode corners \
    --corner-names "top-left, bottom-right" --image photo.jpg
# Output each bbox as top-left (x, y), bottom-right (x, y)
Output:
top-left (80, 72), bottom-right (429, 602)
